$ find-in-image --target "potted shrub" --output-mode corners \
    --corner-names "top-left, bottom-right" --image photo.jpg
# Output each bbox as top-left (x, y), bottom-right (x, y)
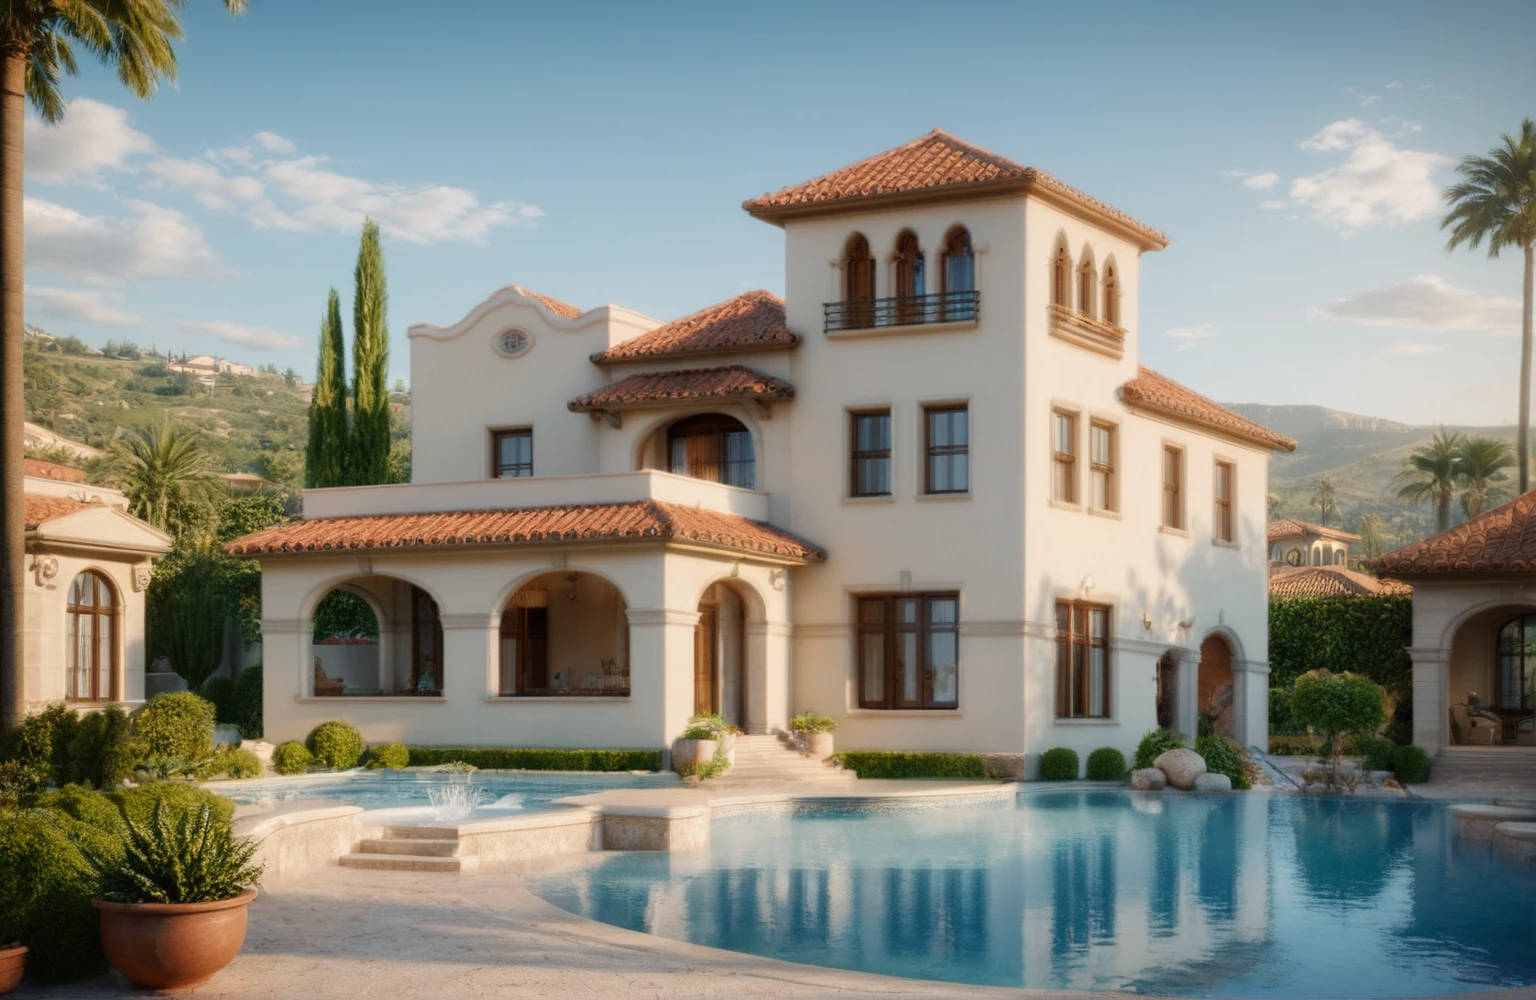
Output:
top-left (673, 714), bottom-right (726, 772)
top-left (0, 938), bottom-right (24, 996)
top-left (81, 801), bottom-right (263, 989)
top-left (791, 712), bottom-right (839, 760)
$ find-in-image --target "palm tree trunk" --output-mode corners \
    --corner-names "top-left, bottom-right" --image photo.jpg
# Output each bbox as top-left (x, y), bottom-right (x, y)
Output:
top-left (0, 50), bottom-right (24, 734)
top-left (1438, 491), bottom-right (1451, 533)
top-left (1523, 241), bottom-right (1535, 495)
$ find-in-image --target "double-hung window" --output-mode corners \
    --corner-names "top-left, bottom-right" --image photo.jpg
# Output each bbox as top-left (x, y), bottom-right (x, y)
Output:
top-left (856, 593), bottom-right (959, 709)
top-left (1162, 445), bottom-right (1184, 530)
top-left (1056, 600), bottom-right (1110, 718)
top-left (924, 405), bottom-right (969, 494)
top-left (493, 429), bottom-right (533, 478)
top-left (1051, 410), bottom-right (1077, 503)
top-left (850, 410), bottom-right (892, 497)
top-left (1090, 421), bottom-right (1116, 512)
top-left (1214, 460), bottom-right (1235, 543)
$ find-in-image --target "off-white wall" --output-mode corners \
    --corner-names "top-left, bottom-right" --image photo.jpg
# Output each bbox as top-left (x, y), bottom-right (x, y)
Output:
top-left (23, 550), bottom-right (150, 711)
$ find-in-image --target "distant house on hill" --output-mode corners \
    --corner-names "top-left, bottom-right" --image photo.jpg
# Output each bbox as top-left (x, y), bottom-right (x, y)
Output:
top-left (168, 354), bottom-right (255, 378)
top-left (1268, 518), bottom-right (1359, 568)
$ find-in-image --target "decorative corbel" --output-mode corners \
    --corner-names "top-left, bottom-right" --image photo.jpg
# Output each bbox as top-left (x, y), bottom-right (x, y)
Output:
top-left (31, 556), bottom-right (59, 588)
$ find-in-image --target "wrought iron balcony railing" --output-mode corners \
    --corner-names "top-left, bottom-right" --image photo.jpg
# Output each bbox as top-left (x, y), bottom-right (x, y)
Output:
top-left (824, 289), bottom-right (981, 333)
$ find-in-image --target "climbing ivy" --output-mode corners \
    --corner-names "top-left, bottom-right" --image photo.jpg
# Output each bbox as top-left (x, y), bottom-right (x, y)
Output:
top-left (1268, 595), bottom-right (1412, 698)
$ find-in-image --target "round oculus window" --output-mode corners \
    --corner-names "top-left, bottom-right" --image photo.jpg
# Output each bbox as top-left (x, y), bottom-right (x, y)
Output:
top-left (494, 329), bottom-right (531, 358)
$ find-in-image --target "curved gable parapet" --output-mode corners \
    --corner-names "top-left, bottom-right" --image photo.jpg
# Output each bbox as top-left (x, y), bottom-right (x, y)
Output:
top-left (407, 285), bottom-right (662, 341)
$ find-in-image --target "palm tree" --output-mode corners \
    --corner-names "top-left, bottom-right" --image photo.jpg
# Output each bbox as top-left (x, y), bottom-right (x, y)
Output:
top-left (1357, 514), bottom-right (1392, 560)
top-left (1312, 477), bottom-right (1338, 527)
top-left (115, 421), bottom-right (221, 543)
top-left (1459, 434), bottom-right (1516, 519)
top-left (1394, 429), bottom-right (1466, 533)
top-left (1442, 119), bottom-right (1536, 493)
top-left (1, 1), bottom-right (247, 734)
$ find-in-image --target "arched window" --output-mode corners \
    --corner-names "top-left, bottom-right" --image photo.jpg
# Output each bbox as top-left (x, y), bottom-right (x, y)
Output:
top-left (1102, 262), bottom-right (1120, 326)
top-left (67, 571), bottom-right (116, 701)
top-left (411, 587), bottom-right (443, 695)
top-left (668, 414), bottom-right (755, 489)
top-left (1051, 241), bottom-right (1071, 308)
top-left (843, 233), bottom-right (876, 328)
top-left (1270, 545), bottom-right (1282, 561)
top-left (941, 226), bottom-right (974, 294)
top-left (1497, 615), bottom-right (1536, 711)
top-left (894, 230), bottom-right (925, 324)
top-left (1077, 250), bottom-right (1097, 320)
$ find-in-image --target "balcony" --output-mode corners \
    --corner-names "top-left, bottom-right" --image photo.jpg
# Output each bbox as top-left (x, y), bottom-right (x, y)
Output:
top-left (823, 290), bottom-right (981, 335)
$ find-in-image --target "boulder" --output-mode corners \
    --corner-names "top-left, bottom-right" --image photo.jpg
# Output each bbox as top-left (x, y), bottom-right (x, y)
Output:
top-left (1154, 748), bottom-right (1207, 790)
top-left (1130, 767), bottom-right (1167, 791)
top-left (1193, 772), bottom-right (1232, 793)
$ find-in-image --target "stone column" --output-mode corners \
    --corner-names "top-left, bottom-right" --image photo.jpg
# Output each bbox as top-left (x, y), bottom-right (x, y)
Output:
top-left (744, 619), bottom-right (793, 735)
top-left (1408, 646), bottom-right (1451, 751)
top-left (440, 613), bottom-right (496, 702)
top-left (627, 608), bottom-right (702, 763)
top-left (257, 617), bottom-right (307, 740)
top-left (1172, 646), bottom-right (1202, 744)
top-left (1230, 658), bottom-right (1271, 750)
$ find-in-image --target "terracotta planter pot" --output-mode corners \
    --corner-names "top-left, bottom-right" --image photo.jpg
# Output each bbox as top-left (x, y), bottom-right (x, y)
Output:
top-left (93, 888), bottom-right (256, 989)
top-left (0, 943), bottom-right (26, 996)
top-left (672, 738), bottom-right (718, 772)
top-left (803, 732), bottom-right (835, 761)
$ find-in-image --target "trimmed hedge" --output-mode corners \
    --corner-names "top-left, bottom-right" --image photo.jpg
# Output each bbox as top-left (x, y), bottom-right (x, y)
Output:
top-left (1393, 744), bottom-right (1430, 783)
top-left (1134, 729), bottom-right (1187, 770)
top-left (1040, 747), bottom-right (1080, 781)
top-left (1268, 734), bottom-right (1324, 756)
top-left (831, 751), bottom-right (987, 780)
top-left (1269, 595), bottom-right (1412, 698)
top-left (230, 665), bottom-right (263, 739)
top-left (306, 720), bottom-right (364, 770)
top-left (1086, 747), bottom-right (1128, 781)
top-left (272, 741), bottom-right (313, 775)
top-left (134, 692), bottom-right (216, 766)
top-left (364, 743), bottom-right (410, 770)
top-left (406, 747), bottom-right (664, 772)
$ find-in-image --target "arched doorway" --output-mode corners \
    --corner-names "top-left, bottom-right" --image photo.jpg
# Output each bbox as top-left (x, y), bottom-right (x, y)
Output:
top-left (499, 572), bottom-right (629, 696)
top-left (309, 577), bottom-right (441, 696)
top-left (694, 582), bottom-right (747, 726)
top-left (1155, 651), bottom-right (1179, 731)
top-left (1199, 634), bottom-right (1235, 737)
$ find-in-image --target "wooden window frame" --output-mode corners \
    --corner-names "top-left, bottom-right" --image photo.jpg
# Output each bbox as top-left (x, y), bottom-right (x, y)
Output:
top-left (500, 604), bottom-right (550, 696)
top-left (1052, 245), bottom-right (1071, 308)
top-left (923, 404), bottom-right (970, 495)
top-left (1051, 409), bottom-right (1078, 504)
top-left (66, 571), bottom-right (117, 702)
top-left (1102, 264), bottom-right (1120, 326)
top-left (667, 414), bottom-right (755, 490)
top-left (855, 592), bottom-right (960, 710)
top-left (409, 587), bottom-right (444, 695)
top-left (491, 427), bottom-right (533, 479)
top-left (1089, 420), bottom-right (1117, 512)
top-left (1497, 615), bottom-right (1536, 713)
top-left (940, 226), bottom-right (975, 295)
top-left (849, 409), bottom-right (893, 498)
top-left (1077, 258), bottom-right (1096, 319)
top-left (1055, 599), bottom-right (1112, 719)
top-left (1214, 460), bottom-right (1236, 543)
top-left (1162, 444), bottom-right (1185, 530)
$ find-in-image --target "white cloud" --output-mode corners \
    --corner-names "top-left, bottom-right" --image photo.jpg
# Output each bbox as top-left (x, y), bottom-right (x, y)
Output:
top-left (24, 197), bottom-right (222, 285)
top-left (178, 320), bottom-right (300, 352)
top-left (1290, 119), bottom-right (1450, 230)
top-left (1386, 81), bottom-right (1403, 90)
top-left (253, 131), bottom-right (296, 153)
top-left (1382, 340), bottom-right (1445, 357)
top-left (1243, 172), bottom-right (1279, 191)
top-left (1309, 274), bottom-right (1521, 335)
top-left (24, 285), bottom-right (143, 327)
top-left (1259, 200), bottom-right (1288, 211)
top-left (25, 98), bottom-right (153, 185)
top-left (1167, 323), bottom-right (1216, 351)
top-left (143, 156), bottom-right (301, 230)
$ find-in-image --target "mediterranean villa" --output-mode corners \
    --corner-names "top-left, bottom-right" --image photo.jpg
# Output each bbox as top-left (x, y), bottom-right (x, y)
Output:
top-left (228, 130), bottom-right (1298, 774)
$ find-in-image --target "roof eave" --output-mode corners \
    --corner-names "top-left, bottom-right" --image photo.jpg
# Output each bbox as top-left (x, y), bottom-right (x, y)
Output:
top-left (567, 391), bottom-right (794, 413)
top-left (590, 338), bottom-right (800, 366)
top-left (225, 533), bottom-right (822, 566)
top-left (1121, 399), bottom-right (1298, 453)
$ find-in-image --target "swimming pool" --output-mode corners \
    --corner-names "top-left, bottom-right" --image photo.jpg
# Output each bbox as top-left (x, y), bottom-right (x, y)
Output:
top-left (529, 789), bottom-right (1536, 998)
top-left (216, 769), bottom-right (674, 819)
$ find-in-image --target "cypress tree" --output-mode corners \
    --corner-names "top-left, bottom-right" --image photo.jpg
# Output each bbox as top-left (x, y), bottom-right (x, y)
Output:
top-left (348, 218), bottom-right (391, 485)
top-left (304, 289), bottom-right (349, 488)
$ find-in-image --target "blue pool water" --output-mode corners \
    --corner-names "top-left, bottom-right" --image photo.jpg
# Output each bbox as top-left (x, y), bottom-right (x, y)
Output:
top-left (215, 769), bottom-right (671, 815)
top-left (529, 790), bottom-right (1536, 998)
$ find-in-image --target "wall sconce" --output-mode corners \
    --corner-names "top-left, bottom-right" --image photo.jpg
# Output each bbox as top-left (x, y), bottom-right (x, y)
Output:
top-left (1140, 612), bottom-right (1152, 634)
top-left (1081, 574), bottom-right (1095, 595)
top-left (564, 573), bottom-right (578, 602)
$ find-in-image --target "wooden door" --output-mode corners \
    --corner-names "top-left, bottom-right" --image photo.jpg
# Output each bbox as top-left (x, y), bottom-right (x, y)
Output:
top-left (694, 602), bottom-right (720, 716)
top-left (1155, 654), bottom-right (1177, 731)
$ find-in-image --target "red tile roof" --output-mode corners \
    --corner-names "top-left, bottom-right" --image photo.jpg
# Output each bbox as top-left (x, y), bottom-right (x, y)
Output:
top-left (1269, 565), bottom-right (1411, 599)
top-left (1370, 490), bottom-right (1536, 576)
top-left (743, 129), bottom-right (1168, 249)
top-left (592, 291), bottom-right (797, 364)
top-left (512, 286), bottom-right (582, 319)
top-left (24, 494), bottom-right (91, 528)
top-left (569, 365), bottom-right (794, 412)
top-left (1267, 518), bottom-right (1361, 542)
top-left (1120, 367), bottom-right (1297, 452)
top-left (224, 499), bottom-right (823, 562)
top-left (24, 458), bottom-right (86, 483)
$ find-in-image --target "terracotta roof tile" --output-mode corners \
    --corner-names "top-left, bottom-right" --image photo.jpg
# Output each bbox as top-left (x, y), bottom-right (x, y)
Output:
top-left (1121, 367), bottom-right (1297, 452)
top-left (511, 286), bottom-right (582, 320)
top-left (742, 129), bottom-right (1167, 249)
top-left (224, 499), bottom-right (823, 562)
top-left (1370, 490), bottom-right (1536, 576)
top-left (24, 458), bottom-right (86, 483)
top-left (593, 291), bottom-right (797, 364)
top-left (24, 494), bottom-right (91, 528)
top-left (1269, 565), bottom-right (1410, 599)
top-left (1267, 518), bottom-right (1361, 542)
top-left (569, 365), bottom-right (794, 412)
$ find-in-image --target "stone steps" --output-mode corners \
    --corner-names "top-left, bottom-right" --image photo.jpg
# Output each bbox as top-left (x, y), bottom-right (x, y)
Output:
top-left (712, 734), bottom-right (854, 788)
top-left (339, 852), bottom-right (478, 872)
top-left (342, 825), bottom-right (475, 872)
top-left (356, 837), bottom-right (461, 857)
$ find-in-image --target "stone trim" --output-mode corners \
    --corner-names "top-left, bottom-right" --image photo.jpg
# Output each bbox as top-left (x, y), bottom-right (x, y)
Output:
top-left (259, 618), bottom-right (307, 636)
top-left (1048, 303), bottom-right (1125, 358)
top-left (626, 608), bottom-right (702, 627)
top-left (440, 613), bottom-right (497, 630)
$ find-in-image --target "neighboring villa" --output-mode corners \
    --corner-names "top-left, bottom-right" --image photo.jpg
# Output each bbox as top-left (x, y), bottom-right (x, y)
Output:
top-left (168, 354), bottom-right (256, 381)
top-left (19, 460), bottom-right (172, 714)
top-left (228, 130), bottom-right (1296, 773)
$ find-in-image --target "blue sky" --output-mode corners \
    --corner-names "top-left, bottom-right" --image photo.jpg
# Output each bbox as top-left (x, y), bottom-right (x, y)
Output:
top-left (20, 0), bottom-right (1536, 425)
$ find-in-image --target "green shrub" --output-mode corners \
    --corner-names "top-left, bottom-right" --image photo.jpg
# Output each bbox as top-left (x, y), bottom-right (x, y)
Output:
top-left (108, 781), bottom-right (236, 829)
top-left (1291, 670), bottom-right (1385, 781)
top-left (66, 705), bottom-right (139, 788)
top-left (1134, 729), bottom-right (1187, 770)
top-left (363, 743), bottom-right (409, 770)
top-left (1355, 737), bottom-right (1396, 772)
top-left (0, 807), bottom-right (105, 982)
top-left (680, 713), bottom-right (728, 740)
top-left (1269, 687), bottom-right (1297, 735)
top-left (1195, 735), bottom-right (1251, 790)
top-left (831, 751), bottom-right (987, 780)
top-left (133, 692), bottom-right (216, 768)
top-left (200, 675), bottom-right (235, 724)
top-left (790, 711), bottom-right (839, 734)
top-left (81, 800), bottom-right (262, 905)
top-left (0, 759), bottom-right (47, 807)
top-left (1040, 747), bottom-right (1080, 781)
top-left (230, 664), bottom-right (264, 739)
top-left (405, 747), bottom-right (663, 772)
top-left (306, 720), bottom-right (364, 770)
top-left (1268, 594), bottom-right (1411, 700)
top-left (1085, 747), bottom-right (1127, 781)
top-left (1268, 734), bottom-right (1324, 756)
top-left (1393, 744), bottom-right (1430, 783)
top-left (5, 701), bottom-right (79, 785)
top-left (272, 740), bottom-right (313, 775)
top-left (677, 756), bottom-right (731, 780)
top-left (199, 746), bottom-right (263, 780)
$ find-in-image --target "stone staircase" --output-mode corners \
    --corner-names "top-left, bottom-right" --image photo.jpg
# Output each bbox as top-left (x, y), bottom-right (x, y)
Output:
top-left (1432, 746), bottom-right (1536, 790)
top-left (339, 824), bottom-right (480, 872)
top-left (710, 733), bottom-right (856, 788)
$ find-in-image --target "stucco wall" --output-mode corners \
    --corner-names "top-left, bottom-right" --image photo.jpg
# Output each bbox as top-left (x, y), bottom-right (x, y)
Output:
top-left (23, 549), bottom-right (153, 712)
